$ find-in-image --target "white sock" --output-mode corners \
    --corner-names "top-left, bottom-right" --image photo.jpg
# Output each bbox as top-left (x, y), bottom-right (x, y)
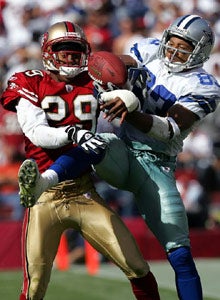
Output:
top-left (41, 169), bottom-right (59, 190)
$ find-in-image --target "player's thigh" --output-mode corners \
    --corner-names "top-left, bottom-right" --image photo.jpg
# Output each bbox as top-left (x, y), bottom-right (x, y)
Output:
top-left (26, 192), bottom-right (64, 263)
top-left (128, 155), bottom-right (190, 251)
top-left (94, 133), bottom-right (129, 189)
top-left (80, 190), bottom-right (149, 278)
top-left (23, 193), bottom-right (65, 299)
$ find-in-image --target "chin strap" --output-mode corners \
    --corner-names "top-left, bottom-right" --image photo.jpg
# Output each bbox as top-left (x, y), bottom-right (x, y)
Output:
top-left (59, 66), bottom-right (83, 77)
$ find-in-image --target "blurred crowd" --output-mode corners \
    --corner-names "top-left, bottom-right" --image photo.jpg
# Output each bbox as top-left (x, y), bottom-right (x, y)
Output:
top-left (0, 0), bottom-right (220, 236)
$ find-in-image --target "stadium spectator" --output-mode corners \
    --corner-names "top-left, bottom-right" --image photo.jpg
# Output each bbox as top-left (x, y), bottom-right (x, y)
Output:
top-left (197, 141), bottom-right (220, 227)
top-left (0, 150), bottom-right (24, 221)
top-left (112, 7), bottom-right (149, 55)
top-left (83, 3), bottom-right (114, 52)
top-left (176, 168), bottom-right (210, 228)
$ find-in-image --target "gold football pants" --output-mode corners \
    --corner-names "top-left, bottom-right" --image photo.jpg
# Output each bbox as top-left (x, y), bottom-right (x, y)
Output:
top-left (21, 174), bottom-right (149, 300)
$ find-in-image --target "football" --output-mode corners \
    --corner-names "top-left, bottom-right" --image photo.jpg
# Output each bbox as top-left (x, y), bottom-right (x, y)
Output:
top-left (88, 51), bottom-right (128, 87)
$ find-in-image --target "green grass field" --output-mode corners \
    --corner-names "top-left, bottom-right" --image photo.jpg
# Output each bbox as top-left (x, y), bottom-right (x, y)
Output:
top-left (0, 269), bottom-right (178, 300)
top-left (0, 260), bottom-right (219, 300)
top-left (0, 269), bottom-right (181, 300)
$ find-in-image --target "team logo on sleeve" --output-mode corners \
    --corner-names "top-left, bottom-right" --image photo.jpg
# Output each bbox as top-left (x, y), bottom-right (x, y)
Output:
top-left (9, 82), bottom-right (18, 89)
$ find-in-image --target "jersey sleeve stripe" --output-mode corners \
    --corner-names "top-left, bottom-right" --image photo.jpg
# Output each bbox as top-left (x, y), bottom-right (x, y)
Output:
top-left (180, 96), bottom-right (217, 114)
top-left (18, 88), bottom-right (38, 103)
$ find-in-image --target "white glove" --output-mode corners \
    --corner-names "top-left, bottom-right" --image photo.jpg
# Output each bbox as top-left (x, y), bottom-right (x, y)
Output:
top-left (65, 126), bottom-right (107, 154)
top-left (100, 89), bottom-right (140, 112)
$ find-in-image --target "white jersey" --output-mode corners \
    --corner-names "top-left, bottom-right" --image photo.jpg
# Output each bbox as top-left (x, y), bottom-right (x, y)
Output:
top-left (120, 38), bottom-right (220, 157)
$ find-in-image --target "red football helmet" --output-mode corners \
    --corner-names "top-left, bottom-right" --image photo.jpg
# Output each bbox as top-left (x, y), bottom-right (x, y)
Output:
top-left (41, 21), bottom-right (91, 78)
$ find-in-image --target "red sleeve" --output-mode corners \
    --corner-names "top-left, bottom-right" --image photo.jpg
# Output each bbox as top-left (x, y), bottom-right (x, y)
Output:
top-left (0, 70), bottom-right (44, 112)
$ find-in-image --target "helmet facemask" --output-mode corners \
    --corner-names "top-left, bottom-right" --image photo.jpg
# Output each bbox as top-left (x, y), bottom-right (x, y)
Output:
top-left (159, 33), bottom-right (195, 73)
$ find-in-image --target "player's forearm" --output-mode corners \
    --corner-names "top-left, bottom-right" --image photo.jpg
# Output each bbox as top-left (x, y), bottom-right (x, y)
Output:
top-left (125, 111), bottom-right (153, 133)
top-left (26, 125), bottom-right (70, 148)
top-left (125, 111), bottom-right (180, 141)
top-left (16, 98), bottom-right (70, 148)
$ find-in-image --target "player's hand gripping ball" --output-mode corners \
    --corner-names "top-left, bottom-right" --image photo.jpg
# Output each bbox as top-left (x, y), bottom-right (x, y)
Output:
top-left (88, 51), bottom-right (128, 87)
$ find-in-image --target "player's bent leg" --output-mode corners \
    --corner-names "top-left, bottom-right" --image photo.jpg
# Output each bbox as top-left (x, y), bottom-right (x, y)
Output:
top-left (94, 133), bottom-right (129, 189)
top-left (80, 190), bottom-right (160, 300)
top-left (81, 196), bottom-right (148, 278)
top-left (18, 146), bottom-right (105, 207)
top-left (122, 152), bottom-right (202, 300)
top-left (48, 144), bottom-right (105, 181)
top-left (168, 247), bottom-right (202, 300)
top-left (20, 196), bottom-right (63, 300)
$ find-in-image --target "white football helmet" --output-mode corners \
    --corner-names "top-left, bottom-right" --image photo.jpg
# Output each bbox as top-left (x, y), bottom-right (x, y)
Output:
top-left (41, 21), bottom-right (91, 78)
top-left (158, 15), bottom-right (215, 73)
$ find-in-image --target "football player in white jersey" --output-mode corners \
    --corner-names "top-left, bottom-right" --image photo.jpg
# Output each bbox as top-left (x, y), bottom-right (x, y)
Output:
top-left (14, 15), bottom-right (220, 300)
top-left (96, 14), bottom-right (220, 300)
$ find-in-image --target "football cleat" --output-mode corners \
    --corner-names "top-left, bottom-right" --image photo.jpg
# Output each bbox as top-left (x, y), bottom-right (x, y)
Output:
top-left (18, 159), bottom-right (42, 208)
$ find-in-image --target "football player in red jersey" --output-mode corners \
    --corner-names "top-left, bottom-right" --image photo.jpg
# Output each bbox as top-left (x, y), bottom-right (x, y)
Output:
top-left (0, 21), bottom-right (160, 300)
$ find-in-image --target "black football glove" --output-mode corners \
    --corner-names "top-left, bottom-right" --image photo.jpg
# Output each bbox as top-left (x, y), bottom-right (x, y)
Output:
top-left (65, 125), bottom-right (107, 154)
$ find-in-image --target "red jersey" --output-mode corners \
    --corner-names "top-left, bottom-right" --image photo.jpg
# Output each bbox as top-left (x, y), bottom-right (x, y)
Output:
top-left (0, 70), bottom-right (99, 172)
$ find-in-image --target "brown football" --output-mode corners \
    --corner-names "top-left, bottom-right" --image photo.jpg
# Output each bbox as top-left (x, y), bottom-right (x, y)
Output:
top-left (88, 51), bottom-right (127, 87)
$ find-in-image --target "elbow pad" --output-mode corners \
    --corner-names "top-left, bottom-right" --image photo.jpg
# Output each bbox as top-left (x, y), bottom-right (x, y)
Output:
top-left (100, 89), bottom-right (140, 112)
top-left (148, 115), bottom-right (180, 141)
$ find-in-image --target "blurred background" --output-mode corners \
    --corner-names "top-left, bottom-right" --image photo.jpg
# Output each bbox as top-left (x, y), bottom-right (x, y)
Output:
top-left (0, 0), bottom-right (220, 273)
